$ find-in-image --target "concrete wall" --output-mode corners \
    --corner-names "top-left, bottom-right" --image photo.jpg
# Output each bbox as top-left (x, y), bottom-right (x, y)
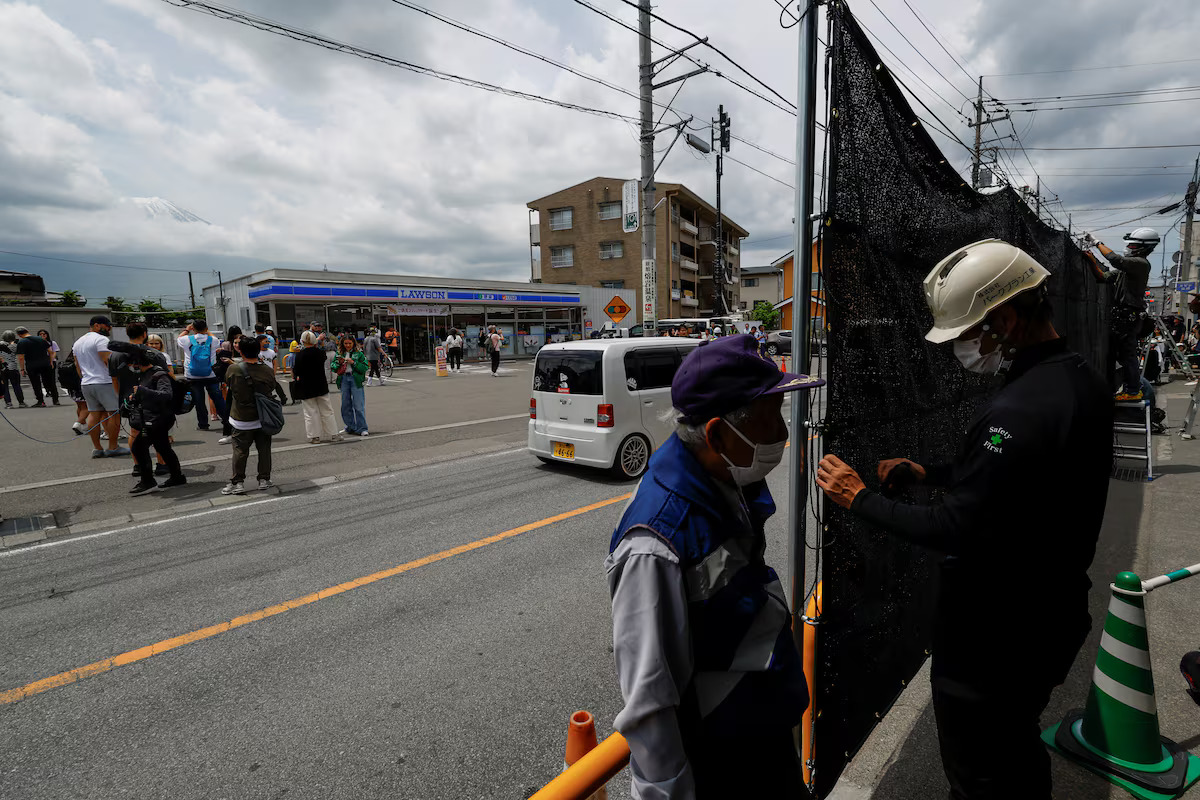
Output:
top-left (0, 307), bottom-right (112, 355)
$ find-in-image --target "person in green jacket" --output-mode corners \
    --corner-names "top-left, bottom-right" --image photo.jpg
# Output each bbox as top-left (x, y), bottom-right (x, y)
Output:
top-left (332, 336), bottom-right (370, 436)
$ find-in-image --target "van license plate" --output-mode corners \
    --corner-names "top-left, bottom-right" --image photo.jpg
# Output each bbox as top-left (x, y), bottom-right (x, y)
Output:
top-left (552, 442), bottom-right (575, 460)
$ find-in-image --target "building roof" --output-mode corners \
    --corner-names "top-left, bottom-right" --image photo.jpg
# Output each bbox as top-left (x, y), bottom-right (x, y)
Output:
top-left (740, 264), bottom-right (782, 275)
top-left (200, 267), bottom-right (584, 295)
top-left (526, 176), bottom-right (750, 238)
top-left (770, 250), bottom-right (795, 266)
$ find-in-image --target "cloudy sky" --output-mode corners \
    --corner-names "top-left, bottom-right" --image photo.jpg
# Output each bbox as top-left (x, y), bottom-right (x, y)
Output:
top-left (1, 0), bottom-right (1198, 306)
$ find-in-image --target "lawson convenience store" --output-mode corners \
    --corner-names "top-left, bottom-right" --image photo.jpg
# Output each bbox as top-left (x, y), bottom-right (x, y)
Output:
top-left (201, 268), bottom-right (633, 362)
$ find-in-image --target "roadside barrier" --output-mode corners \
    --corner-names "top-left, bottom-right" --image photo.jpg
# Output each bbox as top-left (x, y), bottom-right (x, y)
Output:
top-left (801, 582), bottom-right (822, 790)
top-left (530, 711), bottom-right (628, 800)
top-left (1042, 569), bottom-right (1200, 800)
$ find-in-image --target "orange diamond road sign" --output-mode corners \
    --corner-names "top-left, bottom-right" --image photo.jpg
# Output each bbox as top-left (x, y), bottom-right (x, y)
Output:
top-left (605, 296), bottom-right (631, 324)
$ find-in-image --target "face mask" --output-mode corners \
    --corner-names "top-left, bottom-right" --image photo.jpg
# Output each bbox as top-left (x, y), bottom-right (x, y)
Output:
top-left (718, 418), bottom-right (787, 486)
top-left (953, 335), bottom-right (1005, 375)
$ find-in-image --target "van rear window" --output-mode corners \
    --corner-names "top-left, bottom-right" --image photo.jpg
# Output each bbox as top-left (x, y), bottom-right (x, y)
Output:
top-left (534, 351), bottom-right (604, 395)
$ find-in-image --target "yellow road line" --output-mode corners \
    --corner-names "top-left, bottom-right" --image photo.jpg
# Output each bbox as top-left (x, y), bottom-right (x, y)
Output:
top-left (0, 492), bottom-right (633, 707)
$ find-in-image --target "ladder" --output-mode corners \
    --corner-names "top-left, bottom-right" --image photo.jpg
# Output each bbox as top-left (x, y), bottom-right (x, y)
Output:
top-left (1144, 317), bottom-right (1197, 440)
top-left (1114, 398), bottom-right (1155, 480)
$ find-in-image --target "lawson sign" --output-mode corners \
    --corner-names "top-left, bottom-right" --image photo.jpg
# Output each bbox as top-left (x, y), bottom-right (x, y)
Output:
top-left (247, 284), bottom-right (581, 306)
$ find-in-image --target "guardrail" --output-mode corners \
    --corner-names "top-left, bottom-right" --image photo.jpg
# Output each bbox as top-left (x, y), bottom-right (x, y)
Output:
top-left (529, 730), bottom-right (630, 800)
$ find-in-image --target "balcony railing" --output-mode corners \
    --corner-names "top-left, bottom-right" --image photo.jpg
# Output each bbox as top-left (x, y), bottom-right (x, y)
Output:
top-left (681, 297), bottom-right (699, 307)
top-left (680, 258), bottom-right (699, 272)
top-left (727, 244), bottom-right (739, 256)
top-left (680, 219), bottom-right (698, 236)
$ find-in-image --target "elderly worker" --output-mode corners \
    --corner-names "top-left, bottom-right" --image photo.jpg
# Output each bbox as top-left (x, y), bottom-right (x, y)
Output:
top-left (815, 240), bottom-right (1111, 800)
top-left (607, 334), bottom-right (825, 799)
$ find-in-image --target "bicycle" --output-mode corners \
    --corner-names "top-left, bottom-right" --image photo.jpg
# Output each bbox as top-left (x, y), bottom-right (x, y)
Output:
top-left (379, 353), bottom-right (395, 379)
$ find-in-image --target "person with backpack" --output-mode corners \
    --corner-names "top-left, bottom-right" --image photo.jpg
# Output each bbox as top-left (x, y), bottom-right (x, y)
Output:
top-left (444, 328), bottom-right (465, 372)
top-left (222, 336), bottom-right (284, 495)
top-left (177, 319), bottom-right (227, 431)
top-left (123, 346), bottom-right (187, 495)
top-left (60, 348), bottom-right (88, 433)
top-left (487, 325), bottom-right (504, 377)
top-left (332, 335), bottom-right (369, 436)
top-left (110, 324), bottom-right (171, 477)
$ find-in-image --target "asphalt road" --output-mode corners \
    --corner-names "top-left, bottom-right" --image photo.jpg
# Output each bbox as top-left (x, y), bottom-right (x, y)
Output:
top-left (0, 439), bottom-right (819, 799)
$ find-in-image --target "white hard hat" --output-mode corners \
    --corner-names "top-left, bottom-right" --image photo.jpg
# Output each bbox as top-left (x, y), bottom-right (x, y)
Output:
top-left (923, 239), bottom-right (1050, 344)
top-left (1123, 227), bottom-right (1160, 246)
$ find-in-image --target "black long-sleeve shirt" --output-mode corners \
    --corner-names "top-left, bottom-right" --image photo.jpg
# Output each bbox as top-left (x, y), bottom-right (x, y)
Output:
top-left (850, 339), bottom-right (1112, 654)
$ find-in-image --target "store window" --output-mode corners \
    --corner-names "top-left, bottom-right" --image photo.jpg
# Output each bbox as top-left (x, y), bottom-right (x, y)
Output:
top-left (549, 207), bottom-right (573, 231)
top-left (599, 241), bottom-right (624, 260)
top-left (600, 280), bottom-right (625, 289)
top-left (551, 246), bottom-right (574, 268)
top-left (598, 202), bottom-right (621, 220)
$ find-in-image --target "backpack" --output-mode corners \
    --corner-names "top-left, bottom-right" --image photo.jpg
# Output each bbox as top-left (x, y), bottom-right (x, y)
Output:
top-left (486, 332), bottom-right (503, 354)
top-left (187, 334), bottom-right (214, 378)
top-left (171, 374), bottom-right (195, 415)
top-left (58, 355), bottom-right (81, 392)
top-left (239, 363), bottom-right (285, 435)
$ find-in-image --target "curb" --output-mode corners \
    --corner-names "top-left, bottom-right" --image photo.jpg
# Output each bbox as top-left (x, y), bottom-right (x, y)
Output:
top-left (0, 441), bottom-right (523, 553)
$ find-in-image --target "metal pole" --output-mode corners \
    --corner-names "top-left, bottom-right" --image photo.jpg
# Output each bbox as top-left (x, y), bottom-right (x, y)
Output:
top-left (714, 105), bottom-right (725, 317)
top-left (1178, 155), bottom-right (1199, 315)
top-left (971, 76), bottom-right (983, 189)
top-left (216, 270), bottom-right (227, 332)
top-left (788, 0), bottom-right (819, 653)
top-left (639, 0), bottom-right (657, 333)
top-left (188, 271), bottom-right (196, 310)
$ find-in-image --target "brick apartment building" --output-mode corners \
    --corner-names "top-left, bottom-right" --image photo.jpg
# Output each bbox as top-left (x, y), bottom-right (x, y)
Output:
top-left (527, 177), bottom-right (748, 322)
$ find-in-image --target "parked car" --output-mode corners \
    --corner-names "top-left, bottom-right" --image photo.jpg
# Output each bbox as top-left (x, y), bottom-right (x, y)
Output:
top-left (765, 330), bottom-right (828, 357)
top-left (528, 338), bottom-right (700, 478)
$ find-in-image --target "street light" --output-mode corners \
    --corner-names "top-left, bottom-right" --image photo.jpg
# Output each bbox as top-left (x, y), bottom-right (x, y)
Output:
top-left (685, 133), bottom-right (711, 154)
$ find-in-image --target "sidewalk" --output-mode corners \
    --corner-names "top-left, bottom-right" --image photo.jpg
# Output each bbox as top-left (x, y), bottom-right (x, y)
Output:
top-left (834, 381), bottom-right (1200, 799)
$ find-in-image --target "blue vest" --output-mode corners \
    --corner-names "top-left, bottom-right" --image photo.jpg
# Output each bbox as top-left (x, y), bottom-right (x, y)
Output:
top-left (611, 433), bottom-right (808, 738)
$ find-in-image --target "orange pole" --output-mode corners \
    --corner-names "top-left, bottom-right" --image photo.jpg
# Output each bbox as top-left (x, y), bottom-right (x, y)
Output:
top-left (800, 581), bottom-right (822, 788)
top-left (530, 732), bottom-right (630, 800)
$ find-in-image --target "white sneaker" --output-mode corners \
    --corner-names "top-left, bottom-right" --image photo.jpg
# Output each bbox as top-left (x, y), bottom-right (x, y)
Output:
top-left (100, 431), bottom-right (109, 440)
top-left (360, 430), bottom-right (369, 437)
top-left (332, 434), bottom-right (345, 442)
top-left (365, 378), bottom-right (373, 387)
top-left (218, 436), bottom-right (233, 444)
top-left (72, 421), bottom-right (85, 432)
top-left (220, 481), bottom-right (245, 495)
top-left (258, 479), bottom-right (274, 491)
top-left (339, 428), bottom-right (347, 434)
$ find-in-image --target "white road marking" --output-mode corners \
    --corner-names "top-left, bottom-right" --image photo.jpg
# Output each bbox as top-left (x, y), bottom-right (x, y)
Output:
top-left (0, 414), bottom-right (529, 495)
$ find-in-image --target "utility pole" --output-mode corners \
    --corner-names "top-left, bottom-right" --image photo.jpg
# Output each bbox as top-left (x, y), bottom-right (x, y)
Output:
top-left (638, 0), bottom-right (657, 333)
top-left (1035, 176), bottom-right (1041, 221)
top-left (188, 271), bottom-right (196, 310)
top-left (969, 76), bottom-right (1009, 190)
top-left (1179, 154), bottom-right (1199, 315)
top-left (216, 270), bottom-right (227, 332)
top-left (712, 105), bottom-right (731, 317)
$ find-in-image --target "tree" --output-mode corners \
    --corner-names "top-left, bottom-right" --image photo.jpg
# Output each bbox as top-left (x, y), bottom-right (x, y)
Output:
top-left (58, 290), bottom-right (85, 307)
top-left (750, 300), bottom-right (781, 331)
top-left (104, 296), bottom-right (130, 312)
top-left (137, 298), bottom-right (167, 313)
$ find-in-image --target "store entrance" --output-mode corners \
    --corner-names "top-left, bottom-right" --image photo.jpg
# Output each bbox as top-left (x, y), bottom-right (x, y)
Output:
top-left (398, 316), bottom-right (449, 363)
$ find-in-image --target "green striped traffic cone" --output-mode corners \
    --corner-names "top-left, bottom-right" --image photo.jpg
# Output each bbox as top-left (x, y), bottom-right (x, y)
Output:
top-left (1042, 571), bottom-right (1200, 800)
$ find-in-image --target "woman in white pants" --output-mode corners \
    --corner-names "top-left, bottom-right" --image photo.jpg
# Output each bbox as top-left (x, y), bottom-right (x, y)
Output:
top-left (291, 331), bottom-right (341, 443)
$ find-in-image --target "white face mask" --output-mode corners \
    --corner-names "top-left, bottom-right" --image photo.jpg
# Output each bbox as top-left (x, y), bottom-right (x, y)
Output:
top-left (718, 418), bottom-right (787, 486)
top-left (953, 335), bottom-right (1005, 375)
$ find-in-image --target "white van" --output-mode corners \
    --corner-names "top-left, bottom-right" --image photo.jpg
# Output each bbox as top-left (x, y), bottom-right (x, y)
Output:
top-left (528, 338), bottom-right (700, 478)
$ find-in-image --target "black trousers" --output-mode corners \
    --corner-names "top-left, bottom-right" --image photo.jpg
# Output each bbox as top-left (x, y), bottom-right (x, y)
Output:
top-left (28, 365), bottom-right (59, 404)
top-left (132, 424), bottom-right (181, 481)
top-left (687, 728), bottom-right (803, 799)
top-left (448, 347), bottom-right (462, 369)
top-left (2, 369), bottom-right (23, 405)
top-left (368, 359), bottom-right (381, 379)
top-left (490, 350), bottom-right (500, 374)
top-left (1111, 307), bottom-right (1143, 393)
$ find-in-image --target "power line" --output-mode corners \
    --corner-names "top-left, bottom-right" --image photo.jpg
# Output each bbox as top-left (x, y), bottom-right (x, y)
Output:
top-left (725, 154), bottom-right (796, 190)
top-left (0, 250), bottom-right (198, 275)
top-left (897, 0), bottom-right (975, 86)
top-left (1005, 96), bottom-right (1200, 113)
top-left (999, 143), bottom-right (1200, 151)
top-left (986, 56), bottom-right (1200, 78)
top-left (991, 84), bottom-right (1200, 103)
top-left (158, 0), bottom-right (641, 123)
top-left (854, 16), bottom-right (968, 124)
top-left (863, 0), bottom-right (972, 102)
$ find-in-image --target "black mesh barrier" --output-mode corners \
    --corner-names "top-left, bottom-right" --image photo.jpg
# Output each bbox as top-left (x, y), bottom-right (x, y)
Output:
top-left (812, 5), bottom-right (1109, 795)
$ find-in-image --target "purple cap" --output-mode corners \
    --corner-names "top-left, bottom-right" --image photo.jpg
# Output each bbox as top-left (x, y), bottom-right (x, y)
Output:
top-left (672, 334), bottom-right (826, 423)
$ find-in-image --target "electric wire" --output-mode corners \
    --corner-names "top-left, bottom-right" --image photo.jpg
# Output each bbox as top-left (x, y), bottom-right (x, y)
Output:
top-left (987, 56), bottom-right (1200, 77)
top-left (897, 0), bottom-right (975, 86)
top-left (0, 249), bottom-right (201, 275)
top-left (862, 0), bottom-right (972, 102)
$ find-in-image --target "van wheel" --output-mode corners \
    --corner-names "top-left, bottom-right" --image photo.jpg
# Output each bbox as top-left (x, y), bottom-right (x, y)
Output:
top-left (612, 434), bottom-right (650, 479)
top-left (766, 343), bottom-right (779, 356)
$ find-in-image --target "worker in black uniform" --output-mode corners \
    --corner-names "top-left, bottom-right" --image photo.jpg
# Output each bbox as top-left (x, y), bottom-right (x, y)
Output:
top-left (815, 240), bottom-right (1113, 800)
top-left (1083, 227), bottom-right (1159, 401)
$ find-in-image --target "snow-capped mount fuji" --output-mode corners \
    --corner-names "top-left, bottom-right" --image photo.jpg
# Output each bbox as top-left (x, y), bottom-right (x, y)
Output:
top-left (130, 197), bottom-right (211, 225)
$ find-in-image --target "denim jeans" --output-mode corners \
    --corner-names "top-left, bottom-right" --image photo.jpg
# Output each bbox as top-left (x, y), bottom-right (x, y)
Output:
top-left (190, 377), bottom-right (227, 428)
top-left (340, 380), bottom-right (367, 434)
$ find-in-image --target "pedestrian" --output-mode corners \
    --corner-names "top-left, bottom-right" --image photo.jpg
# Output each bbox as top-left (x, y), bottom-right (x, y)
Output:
top-left (1, 331), bottom-right (26, 408)
top-left (59, 348), bottom-right (88, 431)
top-left (607, 334), bottom-right (824, 798)
top-left (386, 327), bottom-right (401, 360)
top-left (363, 327), bottom-right (386, 386)
top-left (222, 336), bottom-right (283, 495)
top-left (213, 327), bottom-right (243, 445)
top-left (37, 329), bottom-right (60, 366)
top-left (293, 330), bottom-right (341, 443)
top-left (332, 334), bottom-right (369, 436)
top-left (255, 334), bottom-right (289, 405)
top-left (752, 325), bottom-right (766, 344)
top-left (177, 319), bottom-right (227, 431)
top-left (487, 325), bottom-right (503, 376)
top-left (109, 323), bottom-right (170, 478)
top-left (15, 327), bottom-right (60, 406)
top-left (122, 345), bottom-right (187, 495)
top-left (444, 328), bottom-right (464, 371)
top-left (1084, 228), bottom-right (1157, 401)
top-left (815, 240), bottom-right (1111, 800)
top-left (73, 316), bottom-right (130, 458)
top-left (145, 335), bottom-right (179, 456)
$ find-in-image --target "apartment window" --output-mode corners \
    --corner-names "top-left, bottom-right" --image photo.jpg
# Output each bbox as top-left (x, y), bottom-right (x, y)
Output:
top-left (743, 277), bottom-right (759, 288)
top-left (671, 279), bottom-right (679, 289)
top-left (550, 246), bottom-right (575, 268)
top-left (549, 207), bottom-right (573, 231)
top-left (599, 241), bottom-right (624, 260)
top-left (672, 242), bottom-right (680, 262)
top-left (598, 202), bottom-right (621, 220)
top-left (600, 279), bottom-right (625, 289)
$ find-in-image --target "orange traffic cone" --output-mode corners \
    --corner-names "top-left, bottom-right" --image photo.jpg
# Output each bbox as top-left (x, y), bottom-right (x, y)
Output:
top-left (564, 711), bottom-right (607, 800)
top-left (780, 355), bottom-right (789, 372)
